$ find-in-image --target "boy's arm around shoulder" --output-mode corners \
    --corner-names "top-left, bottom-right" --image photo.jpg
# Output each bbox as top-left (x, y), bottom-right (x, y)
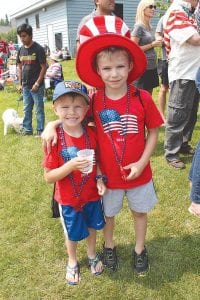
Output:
top-left (41, 120), bottom-right (62, 153)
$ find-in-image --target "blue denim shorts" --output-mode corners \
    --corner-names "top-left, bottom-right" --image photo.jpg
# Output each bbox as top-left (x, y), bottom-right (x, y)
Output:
top-left (59, 200), bottom-right (105, 241)
top-left (189, 141), bottom-right (200, 203)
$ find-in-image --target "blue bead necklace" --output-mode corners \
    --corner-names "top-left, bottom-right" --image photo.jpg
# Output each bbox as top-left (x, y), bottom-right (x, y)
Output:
top-left (102, 85), bottom-right (131, 181)
top-left (58, 124), bottom-right (91, 200)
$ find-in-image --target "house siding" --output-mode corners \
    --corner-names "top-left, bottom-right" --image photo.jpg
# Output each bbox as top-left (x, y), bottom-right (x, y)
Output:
top-left (16, 0), bottom-right (69, 52)
top-left (13, 0), bottom-right (159, 57)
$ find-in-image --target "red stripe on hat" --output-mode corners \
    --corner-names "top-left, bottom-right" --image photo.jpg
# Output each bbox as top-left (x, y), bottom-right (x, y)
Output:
top-left (80, 24), bottom-right (94, 38)
top-left (93, 16), bottom-right (107, 34)
top-left (115, 17), bottom-right (123, 34)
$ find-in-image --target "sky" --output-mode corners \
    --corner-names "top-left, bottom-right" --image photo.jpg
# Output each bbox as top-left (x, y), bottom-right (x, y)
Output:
top-left (0, 0), bottom-right (37, 19)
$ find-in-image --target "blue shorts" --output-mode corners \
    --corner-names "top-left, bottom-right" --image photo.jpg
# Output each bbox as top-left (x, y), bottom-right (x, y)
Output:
top-left (59, 200), bottom-right (105, 241)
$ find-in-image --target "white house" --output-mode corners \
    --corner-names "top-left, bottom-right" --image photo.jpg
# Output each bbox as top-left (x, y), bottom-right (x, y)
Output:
top-left (10, 0), bottom-right (159, 57)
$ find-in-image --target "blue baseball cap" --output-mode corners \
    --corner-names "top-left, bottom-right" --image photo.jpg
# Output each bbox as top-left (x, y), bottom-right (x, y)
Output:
top-left (53, 80), bottom-right (90, 104)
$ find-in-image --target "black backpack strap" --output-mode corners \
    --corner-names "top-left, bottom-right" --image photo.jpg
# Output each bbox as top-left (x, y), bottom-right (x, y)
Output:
top-left (135, 88), bottom-right (144, 108)
top-left (134, 88), bottom-right (146, 135)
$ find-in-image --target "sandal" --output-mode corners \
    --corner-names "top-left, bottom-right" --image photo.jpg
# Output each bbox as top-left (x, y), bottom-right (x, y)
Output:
top-left (167, 159), bottom-right (185, 169)
top-left (188, 204), bottom-right (200, 218)
top-left (88, 253), bottom-right (103, 276)
top-left (66, 263), bottom-right (80, 285)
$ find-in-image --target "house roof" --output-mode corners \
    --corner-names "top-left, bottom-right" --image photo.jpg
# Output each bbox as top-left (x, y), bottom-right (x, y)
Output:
top-left (10, 0), bottom-right (60, 18)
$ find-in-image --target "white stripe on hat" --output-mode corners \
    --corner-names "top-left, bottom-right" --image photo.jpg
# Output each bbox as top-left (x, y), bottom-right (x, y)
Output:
top-left (79, 16), bottom-right (131, 45)
top-left (105, 15), bottom-right (116, 33)
top-left (86, 18), bottom-right (100, 36)
top-left (121, 22), bottom-right (130, 36)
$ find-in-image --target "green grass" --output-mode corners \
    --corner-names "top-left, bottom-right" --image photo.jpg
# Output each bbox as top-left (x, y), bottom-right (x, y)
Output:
top-left (1, 60), bottom-right (200, 300)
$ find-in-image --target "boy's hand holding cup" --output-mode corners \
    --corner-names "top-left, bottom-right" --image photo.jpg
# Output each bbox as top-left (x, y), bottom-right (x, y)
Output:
top-left (77, 149), bottom-right (94, 174)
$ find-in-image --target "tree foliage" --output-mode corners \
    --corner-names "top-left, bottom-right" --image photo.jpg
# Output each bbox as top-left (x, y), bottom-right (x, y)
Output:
top-left (0, 28), bottom-right (17, 43)
top-left (156, 0), bottom-right (170, 16)
top-left (0, 14), bottom-right (10, 26)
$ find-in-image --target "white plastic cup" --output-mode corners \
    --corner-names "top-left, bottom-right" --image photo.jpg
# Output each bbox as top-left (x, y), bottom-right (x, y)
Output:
top-left (156, 36), bottom-right (163, 41)
top-left (77, 149), bottom-right (94, 174)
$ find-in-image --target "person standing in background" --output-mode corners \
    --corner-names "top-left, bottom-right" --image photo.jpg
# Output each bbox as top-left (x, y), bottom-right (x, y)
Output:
top-left (0, 35), bottom-right (8, 68)
top-left (43, 44), bottom-right (50, 57)
top-left (131, 0), bottom-right (162, 95)
top-left (155, 15), bottom-right (169, 123)
top-left (163, 0), bottom-right (200, 169)
top-left (76, 0), bottom-right (115, 49)
top-left (8, 41), bottom-right (16, 58)
top-left (17, 23), bottom-right (46, 137)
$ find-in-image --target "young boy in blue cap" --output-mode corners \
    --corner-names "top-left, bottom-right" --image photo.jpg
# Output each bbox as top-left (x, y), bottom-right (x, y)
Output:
top-left (43, 80), bottom-right (107, 285)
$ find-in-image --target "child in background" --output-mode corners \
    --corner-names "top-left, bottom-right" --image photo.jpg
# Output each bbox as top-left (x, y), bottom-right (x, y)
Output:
top-left (45, 53), bottom-right (63, 88)
top-left (42, 16), bottom-right (163, 275)
top-left (43, 80), bottom-right (106, 285)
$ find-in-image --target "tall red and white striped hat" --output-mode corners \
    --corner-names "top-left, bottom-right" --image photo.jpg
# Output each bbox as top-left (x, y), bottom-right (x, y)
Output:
top-left (76, 16), bottom-right (147, 88)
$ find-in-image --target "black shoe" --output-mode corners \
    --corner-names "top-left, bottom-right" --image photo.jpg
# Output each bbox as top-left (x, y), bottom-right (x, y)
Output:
top-left (133, 247), bottom-right (149, 276)
top-left (102, 244), bottom-right (118, 271)
top-left (179, 144), bottom-right (195, 155)
top-left (35, 130), bottom-right (43, 138)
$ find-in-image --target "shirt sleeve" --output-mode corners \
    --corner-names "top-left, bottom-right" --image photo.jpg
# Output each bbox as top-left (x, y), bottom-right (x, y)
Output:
top-left (37, 45), bottom-right (46, 64)
top-left (43, 144), bottom-right (60, 170)
top-left (167, 11), bottom-right (198, 45)
top-left (131, 24), bottom-right (144, 39)
top-left (169, 26), bottom-right (197, 45)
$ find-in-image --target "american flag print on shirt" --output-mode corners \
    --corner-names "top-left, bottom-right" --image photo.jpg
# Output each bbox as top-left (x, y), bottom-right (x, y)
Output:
top-left (163, 11), bottom-right (197, 56)
top-left (99, 109), bottom-right (138, 135)
top-left (60, 146), bottom-right (79, 162)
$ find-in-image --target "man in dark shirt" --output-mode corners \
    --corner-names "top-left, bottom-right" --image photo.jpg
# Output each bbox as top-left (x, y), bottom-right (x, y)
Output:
top-left (17, 24), bottom-right (46, 136)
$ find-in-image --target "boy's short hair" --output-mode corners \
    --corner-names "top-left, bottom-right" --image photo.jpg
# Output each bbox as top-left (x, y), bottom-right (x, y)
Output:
top-left (53, 80), bottom-right (90, 104)
top-left (17, 23), bottom-right (33, 37)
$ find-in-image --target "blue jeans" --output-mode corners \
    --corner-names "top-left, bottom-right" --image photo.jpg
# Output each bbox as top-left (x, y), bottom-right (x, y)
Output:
top-left (23, 85), bottom-right (45, 133)
top-left (189, 141), bottom-right (200, 203)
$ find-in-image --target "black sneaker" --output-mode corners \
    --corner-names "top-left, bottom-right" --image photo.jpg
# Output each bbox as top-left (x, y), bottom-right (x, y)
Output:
top-left (133, 247), bottom-right (149, 276)
top-left (35, 130), bottom-right (43, 138)
top-left (179, 143), bottom-right (195, 155)
top-left (102, 244), bottom-right (118, 271)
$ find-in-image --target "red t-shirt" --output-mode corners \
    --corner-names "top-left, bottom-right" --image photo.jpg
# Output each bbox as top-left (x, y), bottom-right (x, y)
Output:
top-left (43, 126), bottom-right (100, 209)
top-left (0, 40), bottom-right (8, 54)
top-left (92, 85), bottom-right (163, 189)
